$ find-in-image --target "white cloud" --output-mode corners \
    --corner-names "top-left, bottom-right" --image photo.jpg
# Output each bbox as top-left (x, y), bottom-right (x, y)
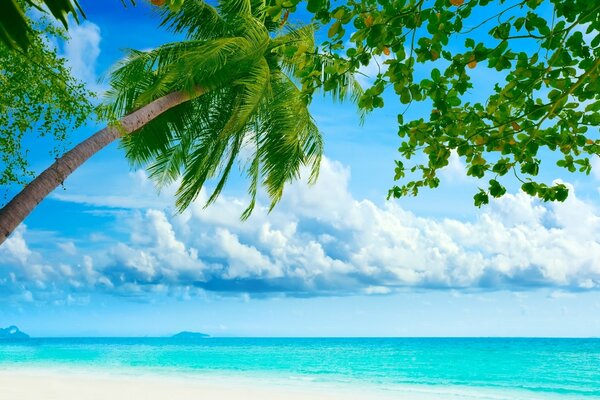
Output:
top-left (548, 290), bottom-right (576, 299)
top-left (439, 151), bottom-right (471, 183)
top-left (592, 156), bottom-right (600, 180)
top-left (62, 21), bottom-right (104, 94)
top-left (0, 226), bottom-right (32, 265)
top-left (57, 241), bottom-right (77, 255)
top-left (2, 158), bottom-right (600, 304)
top-left (52, 171), bottom-right (174, 209)
top-left (356, 54), bottom-right (391, 88)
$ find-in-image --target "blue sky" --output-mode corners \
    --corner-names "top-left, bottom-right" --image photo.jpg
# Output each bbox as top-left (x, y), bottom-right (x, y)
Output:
top-left (1, 0), bottom-right (600, 337)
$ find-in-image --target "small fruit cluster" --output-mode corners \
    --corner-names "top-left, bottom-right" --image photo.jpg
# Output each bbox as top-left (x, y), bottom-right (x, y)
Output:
top-left (150, 0), bottom-right (184, 10)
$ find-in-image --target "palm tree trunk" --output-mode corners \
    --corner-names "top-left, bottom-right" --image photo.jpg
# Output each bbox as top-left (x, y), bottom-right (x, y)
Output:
top-left (0, 88), bottom-right (204, 245)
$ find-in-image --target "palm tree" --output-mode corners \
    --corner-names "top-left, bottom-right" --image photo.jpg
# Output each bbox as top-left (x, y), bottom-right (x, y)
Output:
top-left (0, 0), bottom-right (361, 245)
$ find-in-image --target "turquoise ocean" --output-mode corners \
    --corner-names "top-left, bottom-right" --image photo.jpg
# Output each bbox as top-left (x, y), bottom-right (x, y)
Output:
top-left (1, 338), bottom-right (599, 399)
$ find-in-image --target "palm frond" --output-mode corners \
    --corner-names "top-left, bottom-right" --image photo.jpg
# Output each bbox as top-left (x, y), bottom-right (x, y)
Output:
top-left (219, 58), bottom-right (270, 138)
top-left (219, 0), bottom-right (252, 20)
top-left (138, 89), bottom-right (228, 185)
top-left (159, 0), bottom-right (229, 40)
top-left (105, 49), bottom-right (159, 117)
top-left (120, 99), bottom-right (195, 169)
top-left (173, 100), bottom-right (234, 210)
top-left (313, 54), bottom-right (366, 123)
top-left (275, 24), bottom-right (316, 78)
top-left (272, 24), bottom-right (316, 53)
top-left (319, 56), bottom-right (364, 104)
top-left (204, 57), bottom-right (271, 205)
top-left (241, 131), bottom-right (260, 219)
top-left (106, 36), bottom-right (262, 116)
top-left (108, 1), bottom-right (365, 220)
top-left (274, 25), bottom-right (364, 119)
top-left (257, 69), bottom-right (322, 209)
top-left (176, 58), bottom-right (271, 210)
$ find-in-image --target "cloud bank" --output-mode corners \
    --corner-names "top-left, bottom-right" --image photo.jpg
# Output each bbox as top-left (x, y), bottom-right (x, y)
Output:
top-left (63, 22), bottom-right (101, 89)
top-left (1, 159), bottom-right (600, 304)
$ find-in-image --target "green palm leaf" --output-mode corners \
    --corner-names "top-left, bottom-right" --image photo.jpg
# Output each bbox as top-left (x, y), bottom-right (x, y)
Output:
top-left (107, 0), bottom-right (359, 218)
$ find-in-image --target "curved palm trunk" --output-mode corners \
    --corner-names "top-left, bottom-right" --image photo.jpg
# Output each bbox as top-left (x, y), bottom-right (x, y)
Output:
top-left (0, 88), bottom-right (204, 245)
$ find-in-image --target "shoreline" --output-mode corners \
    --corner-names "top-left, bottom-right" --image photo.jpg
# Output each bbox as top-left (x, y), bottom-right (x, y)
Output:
top-left (0, 367), bottom-right (401, 400)
top-left (0, 365), bottom-right (584, 400)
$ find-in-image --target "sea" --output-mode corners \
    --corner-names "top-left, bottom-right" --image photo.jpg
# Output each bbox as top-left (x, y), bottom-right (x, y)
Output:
top-left (0, 337), bottom-right (598, 399)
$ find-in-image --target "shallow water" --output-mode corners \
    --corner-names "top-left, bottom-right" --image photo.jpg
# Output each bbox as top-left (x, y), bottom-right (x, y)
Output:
top-left (0, 337), bottom-right (598, 398)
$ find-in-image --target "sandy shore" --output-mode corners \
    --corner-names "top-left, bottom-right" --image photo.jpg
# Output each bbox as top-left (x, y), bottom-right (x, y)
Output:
top-left (0, 368), bottom-right (401, 400)
top-left (0, 367), bottom-right (565, 400)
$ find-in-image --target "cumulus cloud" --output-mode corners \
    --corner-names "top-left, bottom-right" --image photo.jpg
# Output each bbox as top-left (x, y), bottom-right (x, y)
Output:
top-left (1, 158), bottom-right (600, 304)
top-left (62, 21), bottom-right (104, 94)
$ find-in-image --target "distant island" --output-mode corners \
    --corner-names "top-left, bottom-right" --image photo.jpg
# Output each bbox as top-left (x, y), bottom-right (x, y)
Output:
top-left (171, 331), bottom-right (210, 339)
top-left (0, 326), bottom-right (29, 340)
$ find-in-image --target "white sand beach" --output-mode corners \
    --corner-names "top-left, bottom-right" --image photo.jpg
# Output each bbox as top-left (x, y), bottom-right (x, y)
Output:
top-left (0, 369), bottom-right (402, 400)
top-left (0, 367), bottom-right (579, 400)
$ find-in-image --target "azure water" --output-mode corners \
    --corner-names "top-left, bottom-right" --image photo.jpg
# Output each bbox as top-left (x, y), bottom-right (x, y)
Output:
top-left (1, 338), bottom-right (598, 399)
